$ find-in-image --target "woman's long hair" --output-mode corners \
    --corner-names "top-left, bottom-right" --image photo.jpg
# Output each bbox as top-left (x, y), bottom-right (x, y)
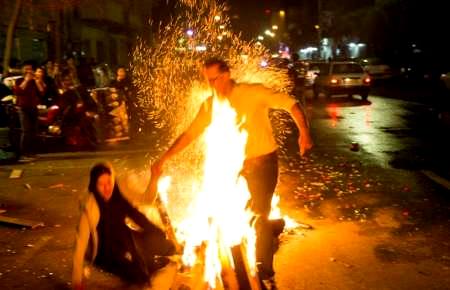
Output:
top-left (88, 162), bottom-right (116, 207)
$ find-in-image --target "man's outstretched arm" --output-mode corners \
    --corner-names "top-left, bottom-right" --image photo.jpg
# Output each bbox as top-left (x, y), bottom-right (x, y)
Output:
top-left (151, 97), bottom-right (212, 177)
top-left (290, 102), bottom-right (313, 156)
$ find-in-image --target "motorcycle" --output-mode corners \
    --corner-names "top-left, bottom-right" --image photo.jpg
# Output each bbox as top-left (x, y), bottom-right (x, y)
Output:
top-left (0, 96), bottom-right (65, 151)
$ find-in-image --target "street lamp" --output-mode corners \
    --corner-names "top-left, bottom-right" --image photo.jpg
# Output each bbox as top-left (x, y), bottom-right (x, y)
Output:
top-left (264, 30), bottom-right (275, 37)
top-left (315, 24), bottom-right (321, 59)
top-left (272, 25), bottom-right (278, 30)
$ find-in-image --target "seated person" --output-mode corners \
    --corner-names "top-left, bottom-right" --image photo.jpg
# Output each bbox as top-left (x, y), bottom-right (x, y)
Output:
top-left (72, 162), bottom-right (175, 289)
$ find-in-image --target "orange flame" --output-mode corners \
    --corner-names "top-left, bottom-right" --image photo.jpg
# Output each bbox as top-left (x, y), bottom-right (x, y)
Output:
top-left (158, 97), bottom-right (256, 287)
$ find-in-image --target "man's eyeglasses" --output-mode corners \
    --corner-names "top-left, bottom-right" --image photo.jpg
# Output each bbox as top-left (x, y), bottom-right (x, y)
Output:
top-left (207, 73), bottom-right (222, 83)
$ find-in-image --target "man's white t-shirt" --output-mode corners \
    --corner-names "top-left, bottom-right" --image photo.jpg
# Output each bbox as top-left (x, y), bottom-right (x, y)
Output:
top-left (187, 83), bottom-right (297, 159)
top-left (227, 83), bottom-right (296, 159)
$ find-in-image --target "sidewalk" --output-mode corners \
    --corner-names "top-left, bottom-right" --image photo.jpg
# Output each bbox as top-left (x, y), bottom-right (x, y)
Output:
top-left (0, 129), bottom-right (161, 164)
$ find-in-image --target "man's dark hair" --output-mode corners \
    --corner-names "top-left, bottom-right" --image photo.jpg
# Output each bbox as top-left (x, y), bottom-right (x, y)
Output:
top-left (204, 57), bottom-right (230, 73)
top-left (22, 60), bottom-right (35, 69)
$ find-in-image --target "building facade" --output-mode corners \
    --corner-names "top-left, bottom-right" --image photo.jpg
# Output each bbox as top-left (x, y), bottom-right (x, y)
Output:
top-left (1, 0), bottom-right (153, 68)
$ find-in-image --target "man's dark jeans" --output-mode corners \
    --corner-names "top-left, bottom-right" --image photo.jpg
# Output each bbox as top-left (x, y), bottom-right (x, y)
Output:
top-left (241, 151), bottom-right (279, 279)
top-left (18, 107), bottom-right (38, 156)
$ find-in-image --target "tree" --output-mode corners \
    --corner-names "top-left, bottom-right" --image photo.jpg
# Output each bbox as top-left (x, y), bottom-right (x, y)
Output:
top-left (2, 0), bottom-right (23, 77)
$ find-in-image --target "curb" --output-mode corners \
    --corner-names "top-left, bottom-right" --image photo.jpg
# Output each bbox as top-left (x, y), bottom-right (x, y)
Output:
top-left (35, 148), bottom-right (152, 160)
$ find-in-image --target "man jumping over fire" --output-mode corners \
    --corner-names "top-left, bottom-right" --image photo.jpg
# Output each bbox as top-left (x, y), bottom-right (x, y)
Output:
top-left (151, 57), bottom-right (313, 284)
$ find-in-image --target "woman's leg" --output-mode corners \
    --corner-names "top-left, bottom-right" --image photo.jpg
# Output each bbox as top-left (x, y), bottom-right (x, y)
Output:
top-left (131, 229), bottom-right (175, 274)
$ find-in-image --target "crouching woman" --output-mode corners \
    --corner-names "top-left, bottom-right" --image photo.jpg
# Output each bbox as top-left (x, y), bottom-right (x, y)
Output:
top-left (72, 162), bottom-right (175, 289)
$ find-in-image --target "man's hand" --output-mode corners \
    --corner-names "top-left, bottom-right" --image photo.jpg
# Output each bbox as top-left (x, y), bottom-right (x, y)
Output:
top-left (24, 73), bottom-right (34, 82)
top-left (147, 158), bottom-right (165, 202)
top-left (298, 134), bottom-right (313, 156)
top-left (151, 158), bottom-right (164, 179)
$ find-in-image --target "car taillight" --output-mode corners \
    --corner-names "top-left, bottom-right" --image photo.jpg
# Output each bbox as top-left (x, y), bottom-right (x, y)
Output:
top-left (363, 77), bottom-right (371, 84)
top-left (330, 78), bottom-right (339, 84)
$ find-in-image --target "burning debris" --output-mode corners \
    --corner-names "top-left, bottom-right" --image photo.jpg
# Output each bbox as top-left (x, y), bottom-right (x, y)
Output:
top-left (146, 99), bottom-right (258, 289)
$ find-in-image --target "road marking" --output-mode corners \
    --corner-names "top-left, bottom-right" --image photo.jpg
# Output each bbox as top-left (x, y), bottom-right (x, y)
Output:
top-left (421, 170), bottom-right (450, 190)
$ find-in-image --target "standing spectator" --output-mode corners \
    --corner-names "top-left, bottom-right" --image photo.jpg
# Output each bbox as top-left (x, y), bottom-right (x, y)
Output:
top-left (36, 66), bottom-right (58, 106)
top-left (66, 56), bottom-right (80, 87)
top-left (58, 70), bottom-right (98, 148)
top-left (44, 60), bottom-right (54, 78)
top-left (110, 66), bottom-right (139, 138)
top-left (13, 61), bottom-right (46, 161)
top-left (53, 61), bottom-right (63, 92)
top-left (110, 67), bottom-right (131, 92)
top-left (110, 67), bottom-right (132, 111)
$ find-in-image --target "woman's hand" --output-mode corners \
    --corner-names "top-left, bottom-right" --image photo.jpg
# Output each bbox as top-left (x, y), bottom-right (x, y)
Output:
top-left (73, 282), bottom-right (85, 290)
top-left (151, 159), bottom-right (164, 179)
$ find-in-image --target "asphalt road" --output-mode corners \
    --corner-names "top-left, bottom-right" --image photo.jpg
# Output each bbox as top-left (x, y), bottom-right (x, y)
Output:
top-left (0, 91), bottom-right (449, 290)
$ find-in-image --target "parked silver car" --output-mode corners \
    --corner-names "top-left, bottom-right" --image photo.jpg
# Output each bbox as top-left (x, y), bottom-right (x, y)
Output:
top-left (313, 61), bottom-right (371, 100)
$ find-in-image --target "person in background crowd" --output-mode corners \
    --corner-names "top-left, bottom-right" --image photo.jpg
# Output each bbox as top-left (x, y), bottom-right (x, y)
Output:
top-left (110, 66), bottom-right (132, 92)
top-left (36, 66), bottom-right (58, 106)
top-left (53, 62), bottom-right (63, 92)
top-left (66, 56), bottom-right (80, 87)
top-left (72, 162), bottom-right (175, 290)
top-left (13, 60), bottom-right (46, 162)
top-left (109, 66), bottom-right (139, 137)
top-left (57, 69), bottom-right (98, 147)
top-left (45, 60), bottom-right (55, 79)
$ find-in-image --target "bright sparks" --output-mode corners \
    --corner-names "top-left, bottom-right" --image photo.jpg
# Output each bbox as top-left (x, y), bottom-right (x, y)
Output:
top-left (131, 0), bottom-right (296, 225)
top-left (131, 0), bottom-right (302, 286)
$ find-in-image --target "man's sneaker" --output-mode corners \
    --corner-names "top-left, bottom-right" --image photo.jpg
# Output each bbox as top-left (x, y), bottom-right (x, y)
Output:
top-left (261, 277), bottom-right (277, 290)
